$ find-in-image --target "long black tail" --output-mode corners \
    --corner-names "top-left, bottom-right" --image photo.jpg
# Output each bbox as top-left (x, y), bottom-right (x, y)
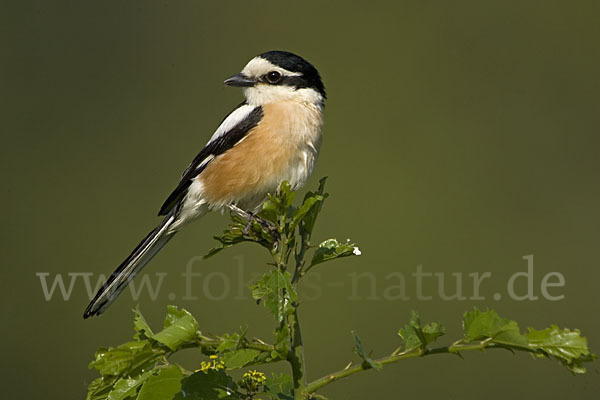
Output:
top-left (83, 214), bottom-right (176, 318)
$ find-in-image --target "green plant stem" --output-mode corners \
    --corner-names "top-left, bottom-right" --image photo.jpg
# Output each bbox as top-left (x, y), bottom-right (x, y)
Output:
top-left (290, 228), bottom-right (310, 396)
top-left (269, 213), bottom-right (308, 399)
top-left (178, 339), bottom-right (275, 354)
top-left (305, 341), bottom-right (509, 394)
top-left (301, 262), bottom-right (317, 279)
top-left (289, 307), bottom-right (307, 400)
top-left (292, 227), bottom-right (309, 284)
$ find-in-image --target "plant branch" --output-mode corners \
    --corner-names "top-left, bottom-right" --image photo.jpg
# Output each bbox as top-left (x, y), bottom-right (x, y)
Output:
top-left (292, 227), bottom-right (309, 284)
top-left (177, 338), bottom-right (276, 355)
top-left (306, 340), bottom-right (519, 394)
top-left (288, 307), bottom-right (307, 399)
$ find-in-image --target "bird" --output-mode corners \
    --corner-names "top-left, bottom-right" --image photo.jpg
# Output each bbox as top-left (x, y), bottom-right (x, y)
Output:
top-left (83, 50), bottom-right (326, 318)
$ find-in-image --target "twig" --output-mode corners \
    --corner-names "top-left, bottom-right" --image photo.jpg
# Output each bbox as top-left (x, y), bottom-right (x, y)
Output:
top-left (178, 338), bottom-right (276, 354)
top-left (305, 341), bottom-right (514, 394)
top-left (288, 308), bottom-right (307, 399)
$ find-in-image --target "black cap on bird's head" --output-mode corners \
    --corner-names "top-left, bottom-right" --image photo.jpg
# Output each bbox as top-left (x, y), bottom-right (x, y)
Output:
top-left (257, 51), bottom-right (326, 98)
top-left (224, 50), bottom-right (326, 102)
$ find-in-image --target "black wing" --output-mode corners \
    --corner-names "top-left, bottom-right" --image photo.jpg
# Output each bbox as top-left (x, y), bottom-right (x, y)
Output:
top-left (158, 105), bottom-right (264, 215)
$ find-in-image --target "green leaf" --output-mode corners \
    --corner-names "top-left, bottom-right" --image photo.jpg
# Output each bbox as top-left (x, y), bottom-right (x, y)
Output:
top-left (310, 238), bottom-right (361, 267)
top-left (461, 308), bottom-right (594, 373)
top-left (251, 270), bottom-right (297, 323)
top-left (216, 332), bottom-right (242, 353)
top-left (162, 305), bottom-right (190, 328)
top-left (137, 365), bottom-right (183, 400)
top-left (352, 332), bottom-right (382, 370)
top-left (151, 306), bottom-right (199, 351)
top-left (204, 225), bottom-right (247, 259)
top-left (204, 244), bottom-right (227, 259)
top-left (259, 196), bottom-right (279, 223)
top-left (174, 370), bottom-right (239, 400)
top-left (107, 371), bottom-right (153, 400)
top-left (421, 321), bottom-right (446, 345)
top-left (89, 340), bottom-right (163, 377)
top-left (204, 214), bottom-right (276, 259)
top-left (526, 326), bottom-right (594, 374)
top-left (278, 181), bottom-right (295, 210)
top-left (259, 181), bottom-right (295, 222)
top-left (133, 307), bottom-right (154, 340)
top-left (273, 323), bottom-right (291, 359)
top-left (462, 308), bottom-right (527, 345)
top-left (261, 180), bottom-right (295, 215)
top-left (87, 376), bottom-right (117, 400)
top-left (289, 194), bottom-right (324, 233)
top-left (300, 177), bottom-right (328, 235)
top-left (398, 311), bottom-right (424, 351)
top-left (264, 373), bottom-right (294, 400)
top-left (398, 311), bottom-right (445, 351)
top-left (87, 341), bottom-right (163, 400)
top-left (222, 349), bottom-right (261, 369)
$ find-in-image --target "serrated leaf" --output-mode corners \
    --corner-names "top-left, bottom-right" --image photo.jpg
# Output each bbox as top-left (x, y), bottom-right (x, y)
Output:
top-left (222, 349), bottom-right (261, 369)
top-left (251, 270), bottom-right (297, 323)
top-left (174, 370), bottom-right (240, 399)
top-left (107, 371), bottom-right (153, 400)
top-left (151, 306), bottom-right (199, 351)
top-left (89, 341), bottom-right (163, 377)
top-left (463, 308), bottom-right (524, 344)
top-left (398, 311), bottom-right (424, 351)
top-left (137, 365), bottom-right (183, 400)
top-left (526, 326), bottom-right (593, 373)
top-left (216, 333), bottom-right (241, 353)
top-left (422, 322), bottom-right (446, 345)
top-left (352, 332), bottom-right (382, 370)
top-left (133, 307), bottom-right (154, 340)
top-left (398, 312), bottom-right (445, 351)
top-left (162, 305), bottom-right (190, 328)
top-left (264, 373), bottom-right (294, 400)
top-left (310, 239), bottom-right (360, 267)
top-left (461, 308), bottom-right (594, 373)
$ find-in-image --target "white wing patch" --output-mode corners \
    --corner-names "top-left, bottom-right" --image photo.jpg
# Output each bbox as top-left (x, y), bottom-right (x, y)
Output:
top-left (207, 104), bottom-right (258, 145)
top-left (196, 154), bottom-right (214, 170)
top-left (182, 104), bottom-right (258, 177)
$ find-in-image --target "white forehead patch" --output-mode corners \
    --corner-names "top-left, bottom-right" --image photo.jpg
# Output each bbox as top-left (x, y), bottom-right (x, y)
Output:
top-left (241, 57), bottom-right (302, 78)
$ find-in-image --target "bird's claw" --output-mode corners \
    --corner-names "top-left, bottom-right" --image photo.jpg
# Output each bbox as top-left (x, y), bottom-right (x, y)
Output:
top-left (228, 204), bottom-right (279, 240)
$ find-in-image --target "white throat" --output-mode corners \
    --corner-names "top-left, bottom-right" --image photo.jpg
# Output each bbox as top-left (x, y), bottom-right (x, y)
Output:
top-left (243, 85), bottom-right (324, 107)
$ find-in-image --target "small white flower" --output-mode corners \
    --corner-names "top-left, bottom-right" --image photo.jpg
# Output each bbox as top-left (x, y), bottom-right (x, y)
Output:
top-left (353, 247), bottom-right (361, 256)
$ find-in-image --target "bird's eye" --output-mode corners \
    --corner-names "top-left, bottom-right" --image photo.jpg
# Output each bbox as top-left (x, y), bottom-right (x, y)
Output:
top-left (266, 71), bottom-right (282, 84)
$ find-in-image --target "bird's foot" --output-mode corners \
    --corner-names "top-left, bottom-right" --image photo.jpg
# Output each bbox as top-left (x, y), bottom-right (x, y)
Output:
top-left (243, 213), bottom-right (256, 236)
top-left (228, 205), bottom-right (279, 239)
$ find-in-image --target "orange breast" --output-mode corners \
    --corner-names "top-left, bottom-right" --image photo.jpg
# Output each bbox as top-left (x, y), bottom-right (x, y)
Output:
top-left (198, 102), bottom-right (299, 207)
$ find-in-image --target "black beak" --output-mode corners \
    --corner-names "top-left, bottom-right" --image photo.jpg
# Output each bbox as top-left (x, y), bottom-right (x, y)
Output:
top-left (224, 73), bottom-right (255, 87)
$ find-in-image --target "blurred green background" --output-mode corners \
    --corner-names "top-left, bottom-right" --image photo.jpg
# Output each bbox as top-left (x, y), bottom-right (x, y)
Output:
top-left (2, 0), bottom-right (599, 398)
